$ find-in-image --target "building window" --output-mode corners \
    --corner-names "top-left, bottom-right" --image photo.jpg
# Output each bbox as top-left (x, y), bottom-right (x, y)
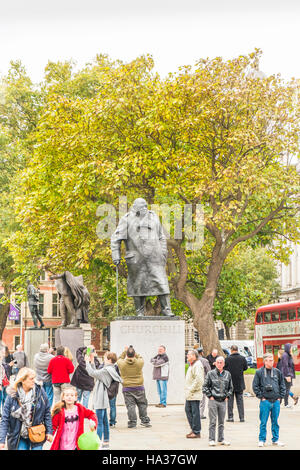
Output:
top-left (50, 328), bottom-right (56, 348)
top-left (40, 271), bottom-right (46, 281)
top-left (38, 293), bottom-right (44, 317)
top-left (14, 336), bottom-right (20, 350)
top-left (52, 293), bottom-right (60, 317)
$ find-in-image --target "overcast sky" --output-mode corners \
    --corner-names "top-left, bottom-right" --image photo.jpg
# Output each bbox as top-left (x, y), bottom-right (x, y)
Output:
top-left (0, 0), bottom-right (299, 83)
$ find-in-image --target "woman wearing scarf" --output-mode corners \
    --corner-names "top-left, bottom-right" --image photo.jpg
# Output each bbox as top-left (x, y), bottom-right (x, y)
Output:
top-left (0, 368), bottom-right (53, 450)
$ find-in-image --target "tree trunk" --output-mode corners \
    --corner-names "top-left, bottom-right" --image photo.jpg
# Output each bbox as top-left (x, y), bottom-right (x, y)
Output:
top-left (224, 323), bottom-right (231, 340)
top-left (169, 239), bottom-right (227, 356)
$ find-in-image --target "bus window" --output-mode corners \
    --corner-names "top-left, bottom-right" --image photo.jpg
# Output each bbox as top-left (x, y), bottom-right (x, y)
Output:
top-left (280, 312), bottom-right (288, 321)
top-left (297, 308), bottom-right (300, 319)
top-left (265, 345), bottom-right (273, 354)
top-left (271, 311), bottom-right (279, 322)
top-left (256, 313), bottom-right (262, 323)
top-left (264, 312), bottom-right (271, 322)
top-left (289, 310), bottom-right (296, 320)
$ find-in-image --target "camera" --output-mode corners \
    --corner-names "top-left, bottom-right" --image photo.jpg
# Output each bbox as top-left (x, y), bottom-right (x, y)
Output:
top-left (264, 384), bottom-right (273, 392)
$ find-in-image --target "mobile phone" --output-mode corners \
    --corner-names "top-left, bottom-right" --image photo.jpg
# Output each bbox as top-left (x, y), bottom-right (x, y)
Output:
top-left (86, 347), bottom-right (91, 356)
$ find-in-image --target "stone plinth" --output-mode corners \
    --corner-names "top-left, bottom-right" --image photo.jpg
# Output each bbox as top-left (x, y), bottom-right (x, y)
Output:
top-left (55, 327), bottom-right (84, 367)
top-left (24, 329), bottom-right (49, 368)
top-left (80, 323), bottom-right (92, 347)
top-left (110, 317), bottom-right (185, 405)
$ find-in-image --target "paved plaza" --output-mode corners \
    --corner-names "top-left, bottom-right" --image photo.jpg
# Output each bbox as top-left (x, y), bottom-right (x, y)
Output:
top-left (37, 395), bottom-right (299, 451)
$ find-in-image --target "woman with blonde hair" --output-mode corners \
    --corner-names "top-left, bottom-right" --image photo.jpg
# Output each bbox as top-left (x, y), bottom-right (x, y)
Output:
top-left (0, 367), bottom-right (53, 450)
top-left (64, 347), bottom-right (73, 362)
top-left (50, 384), bottom-right (97, 450)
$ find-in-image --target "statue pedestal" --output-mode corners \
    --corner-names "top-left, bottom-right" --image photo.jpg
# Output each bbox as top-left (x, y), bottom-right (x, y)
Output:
top-left (24, 329), bottom-right (49, 368)
top-left (80, 323), bottom-right (92, 347)
top-left (55, 327), bottom-right (84, 367)
top-left (110, 317), bottom-right (185, 405)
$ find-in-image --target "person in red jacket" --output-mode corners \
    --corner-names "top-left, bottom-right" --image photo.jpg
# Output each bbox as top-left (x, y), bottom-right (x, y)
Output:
top-left (47, 346), bottom-right (75, 404)
top-left (50, 385), bottom-right (97, 450)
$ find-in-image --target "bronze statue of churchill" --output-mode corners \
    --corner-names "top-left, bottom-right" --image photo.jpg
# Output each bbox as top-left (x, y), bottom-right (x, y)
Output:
top-left (111, 198), bottom-right (174, 317)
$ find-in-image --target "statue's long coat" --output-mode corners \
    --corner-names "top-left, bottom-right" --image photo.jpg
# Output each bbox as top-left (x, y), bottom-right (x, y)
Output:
top-left (54, 272), bottom-right (90, 322)
top-left (111, 209), bottom-right (170, 297)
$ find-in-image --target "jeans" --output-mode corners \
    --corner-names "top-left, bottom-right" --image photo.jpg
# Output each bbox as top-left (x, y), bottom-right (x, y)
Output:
top-left (109, 397), bottom-right (117, 425)
top-left (208, 399), bottom-right (226, 442)
top-left (123, 389), bottom-right (150, 427)
top-left (227, 391), bottom-right (244, 420)
top-left (43, 382), bottom-right (54, 408)
top-left (76, 388), bottom-right (91, 409)
top-left (156, 380), bottom-right (168, 406)
top-left (95, 409), bottom-right (110, 442)
top-left (284, 380), bottom-right (292, 406)
top-left (185, 400), bottom-right (201, 435)
top-left (17, 438), bottom-right (43, 450)
top-left (259, 399), bottom-right (280, 443)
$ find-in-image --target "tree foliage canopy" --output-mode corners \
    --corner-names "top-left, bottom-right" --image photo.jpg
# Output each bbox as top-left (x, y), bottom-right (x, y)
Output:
top-left (2, 50), bottom-right (300, 350)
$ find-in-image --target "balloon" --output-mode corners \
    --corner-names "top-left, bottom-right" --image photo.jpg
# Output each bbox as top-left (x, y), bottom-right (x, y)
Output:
top-left (78, 431), bottom-right (101, 450)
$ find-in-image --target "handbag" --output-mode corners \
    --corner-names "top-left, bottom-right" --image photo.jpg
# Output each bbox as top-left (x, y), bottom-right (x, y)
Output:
top-left (26, 391), bottom-right (46, 444)
top-left (28, 423), bottom-right (46, 443)
top-left (2, 373), bottom-right (9, 387)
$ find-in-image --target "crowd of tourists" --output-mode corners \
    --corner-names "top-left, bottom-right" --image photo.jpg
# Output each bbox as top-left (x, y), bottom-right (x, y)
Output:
top-left (0, 341), bottom-right (298, 450)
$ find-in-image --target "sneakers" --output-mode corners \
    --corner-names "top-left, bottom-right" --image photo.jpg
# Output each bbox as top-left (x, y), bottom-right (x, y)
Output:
top-left (209, 441), bottom-right (216, 446)
top-left (101, 442), bottom-right (110, 450)
top-left (141, 422), bottom-right (152, 427)
top-left (219, 441), bottom-right (231, 446)
top-left (226, 418), bottom-right (234, 422)
top-left (155, 404), bottom-right (166, 408)
top-left (272, 441), bottom-right (285, 447)
top-left (258, 441), bottom-right (265, 447)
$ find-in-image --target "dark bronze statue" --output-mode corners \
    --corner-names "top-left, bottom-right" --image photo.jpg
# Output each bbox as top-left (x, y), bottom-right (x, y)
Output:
top-left (50, 271), bottom-right (90, 328)
top-left (111, 198), bottom-right (174, 317)
top-left (26, 281), bottom-right (45, 329)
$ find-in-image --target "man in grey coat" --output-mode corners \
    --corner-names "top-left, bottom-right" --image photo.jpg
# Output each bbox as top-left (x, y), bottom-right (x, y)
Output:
top-left (33, 343), bottom-right (55, 407)
top-left (12, 344), bottom-right (28, 376)
top-left (111, 198), bottom-right (174, 317)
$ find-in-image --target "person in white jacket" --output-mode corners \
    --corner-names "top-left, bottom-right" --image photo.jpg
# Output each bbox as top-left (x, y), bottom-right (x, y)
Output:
top-left (184, 349), bottom-right (204, 439)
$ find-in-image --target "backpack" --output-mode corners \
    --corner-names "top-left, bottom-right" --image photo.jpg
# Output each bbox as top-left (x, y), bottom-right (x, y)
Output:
top-left (107, 380), bottom-right (119, 400)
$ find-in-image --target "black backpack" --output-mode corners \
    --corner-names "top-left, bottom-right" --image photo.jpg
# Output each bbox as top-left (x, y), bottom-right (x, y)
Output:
top-left (107, 380), bottom-right (119, 400)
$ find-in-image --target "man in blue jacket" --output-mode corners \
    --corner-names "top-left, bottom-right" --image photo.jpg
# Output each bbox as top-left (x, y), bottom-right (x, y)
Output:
top-left (252, 353), bottom-right (286, 448)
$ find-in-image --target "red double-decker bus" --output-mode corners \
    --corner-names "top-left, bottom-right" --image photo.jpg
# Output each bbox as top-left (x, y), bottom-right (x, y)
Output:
top-left (254, 300), bottom-right (300, 371)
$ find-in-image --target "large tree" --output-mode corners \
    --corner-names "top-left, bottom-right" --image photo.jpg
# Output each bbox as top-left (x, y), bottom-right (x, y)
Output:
top-left (0, 61), bottom-right (44, 338)
top-left (7, 51), bottom-right (300, 353)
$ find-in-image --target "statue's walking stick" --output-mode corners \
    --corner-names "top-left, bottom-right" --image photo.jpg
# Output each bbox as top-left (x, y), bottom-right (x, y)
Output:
top-left (116, 264), bottom-right (119, 317)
